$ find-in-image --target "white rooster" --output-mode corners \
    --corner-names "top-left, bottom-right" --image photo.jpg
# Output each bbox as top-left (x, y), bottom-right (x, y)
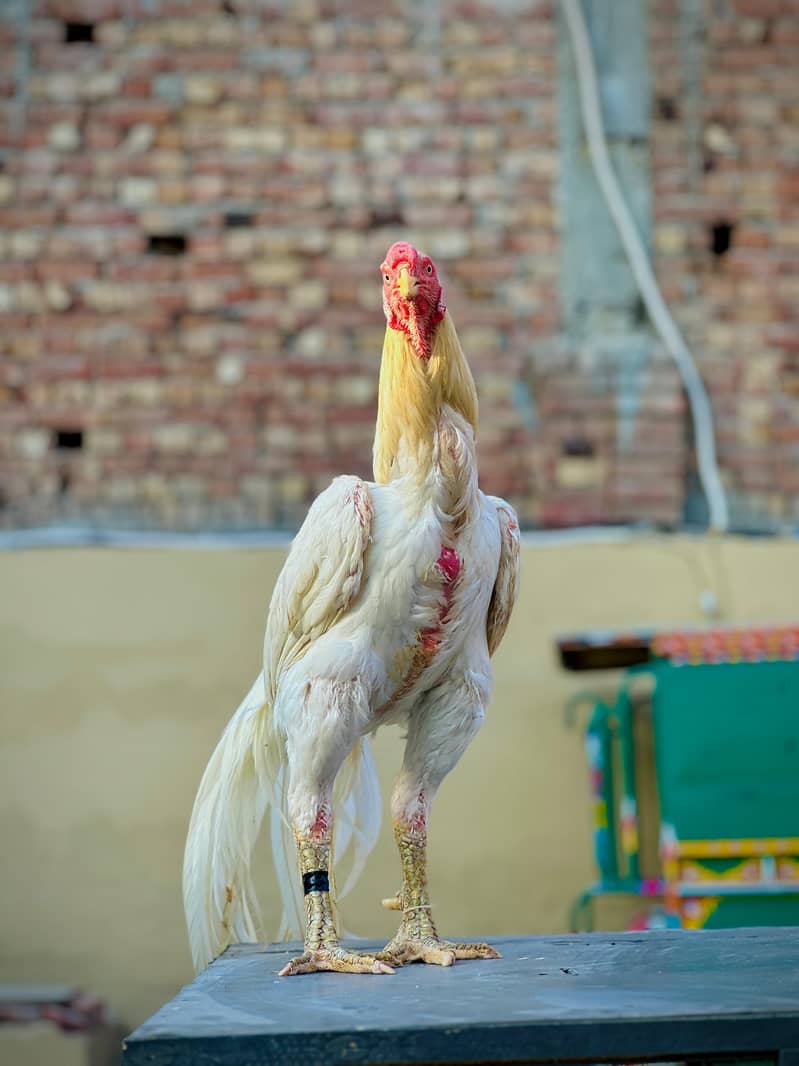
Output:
top-left (184, 241), bottom-right (520, 976)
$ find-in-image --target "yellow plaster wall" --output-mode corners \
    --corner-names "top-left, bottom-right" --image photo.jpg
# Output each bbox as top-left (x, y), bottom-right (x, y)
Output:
top-left (2, 534), bottom-right (797, 1030)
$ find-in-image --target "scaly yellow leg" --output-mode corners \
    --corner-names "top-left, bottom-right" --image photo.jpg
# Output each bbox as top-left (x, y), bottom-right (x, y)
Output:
top-left (379, 824), bottom-right (500, 967)
top-left (279, 835), bottom-right (394, 976)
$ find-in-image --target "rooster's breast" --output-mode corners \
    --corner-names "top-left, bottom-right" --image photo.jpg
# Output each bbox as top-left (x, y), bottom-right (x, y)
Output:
top-left (334, 485), bottom-right (501, 718)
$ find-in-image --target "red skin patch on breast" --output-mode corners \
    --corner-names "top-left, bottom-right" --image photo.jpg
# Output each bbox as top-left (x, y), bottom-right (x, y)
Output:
top-left (419, 547), bottom-right (462, 649)
top-left (437, 545), bottom-right (461, 583)
top-left (420, 630), bottom-right (440, 653)
top-left (436, 546), bottom-right (461, 623)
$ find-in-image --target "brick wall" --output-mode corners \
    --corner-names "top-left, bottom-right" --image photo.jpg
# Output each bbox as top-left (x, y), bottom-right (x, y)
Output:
top-left (651, 0), bottom-right (799, 527)
top-left (0, 0), bottom-right (797, 531)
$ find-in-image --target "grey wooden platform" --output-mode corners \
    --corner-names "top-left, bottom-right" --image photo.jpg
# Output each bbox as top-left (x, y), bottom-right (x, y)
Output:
top-left (123, 928), bottom-right (799, 1065)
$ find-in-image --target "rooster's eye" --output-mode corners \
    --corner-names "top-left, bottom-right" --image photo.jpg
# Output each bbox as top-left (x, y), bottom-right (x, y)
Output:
top-left (425, 264), bottom-right (432, 274)
top-left (384, 273), bottom-right (390, 281)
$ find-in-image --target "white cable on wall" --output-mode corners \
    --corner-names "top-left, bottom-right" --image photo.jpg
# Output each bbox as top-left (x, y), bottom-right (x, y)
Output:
top-left (561, 0), bottom-right (729, 533)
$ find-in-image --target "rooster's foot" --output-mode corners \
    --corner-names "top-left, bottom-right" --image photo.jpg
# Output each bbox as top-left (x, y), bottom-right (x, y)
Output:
top-left (278, 945), bottom-right (395, 977)
top-left (378, 935), bottom-right (500, 967)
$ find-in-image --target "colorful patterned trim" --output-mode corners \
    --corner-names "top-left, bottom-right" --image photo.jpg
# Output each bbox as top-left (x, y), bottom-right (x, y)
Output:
top-left (660, 833), bottom-right (799, 914)
top-left (675, 881), bottom-right (799, 897)
top-left (678, 896), bottom-right (721, 929)
top-left (652, 625), bottom-right (799, 666)
top-left (674, 837), bottom-right (799, 859)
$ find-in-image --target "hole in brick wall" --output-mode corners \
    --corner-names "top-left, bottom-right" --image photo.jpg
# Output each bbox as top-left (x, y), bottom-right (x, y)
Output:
top-left (367, 208), bottom-right (406, 230)
top-left (224, 211), bottom-right (254, 228)
top-left (64, 21), bottom-right (95, 43)
top-left (656, 96), bottom-right (679, 122)
top-left (709, 220), bottom-right (735, 258)
top-left (221, 0), bottom-right (236, 13)
top-left (54, 429), bottom-right (84, 450)
top-left (703, 153), bottom-right (717, 174)
top-left (147, 234), bottom-right (187, 256)
top-left (561, 435), bottom-right (595, 458)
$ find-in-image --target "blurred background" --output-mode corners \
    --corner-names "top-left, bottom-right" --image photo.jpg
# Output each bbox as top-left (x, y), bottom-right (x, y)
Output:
top-left (1, 0), bottom-right (798, 1062)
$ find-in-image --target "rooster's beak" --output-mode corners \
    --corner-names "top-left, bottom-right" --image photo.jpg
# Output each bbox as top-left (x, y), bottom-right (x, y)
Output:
top-left (397, 266), bottom-right (418, 301)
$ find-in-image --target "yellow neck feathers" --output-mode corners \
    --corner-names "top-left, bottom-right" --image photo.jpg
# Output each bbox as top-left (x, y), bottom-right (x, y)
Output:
top-left (372, 311), bottom-right (479, 484)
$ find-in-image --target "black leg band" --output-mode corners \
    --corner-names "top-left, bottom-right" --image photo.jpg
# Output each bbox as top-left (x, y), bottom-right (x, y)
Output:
top-left (303, 870), bottom-right (330, 895)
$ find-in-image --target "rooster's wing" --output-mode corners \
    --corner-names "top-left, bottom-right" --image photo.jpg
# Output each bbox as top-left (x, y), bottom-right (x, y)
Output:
top-left (485, 498), bottom-right (520, 656)
top-left (264, 475), bottom-right (374, 703)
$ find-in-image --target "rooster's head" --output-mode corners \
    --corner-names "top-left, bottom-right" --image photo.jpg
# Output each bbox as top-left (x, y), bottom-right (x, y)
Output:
top-left (381, 241), bottom-right (446, 360)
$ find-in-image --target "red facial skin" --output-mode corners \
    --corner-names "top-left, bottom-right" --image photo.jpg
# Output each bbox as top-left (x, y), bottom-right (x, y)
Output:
top-left (381, 241), bottom-right (446, 360)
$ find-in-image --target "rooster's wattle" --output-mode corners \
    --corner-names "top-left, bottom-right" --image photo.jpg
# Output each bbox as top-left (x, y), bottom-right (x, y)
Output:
top-left (183, 241), bottom-right (520, 976)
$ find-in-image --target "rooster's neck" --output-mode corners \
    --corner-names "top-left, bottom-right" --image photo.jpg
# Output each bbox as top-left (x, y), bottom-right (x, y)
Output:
top-left (372, 312), bottom-right (480, 527)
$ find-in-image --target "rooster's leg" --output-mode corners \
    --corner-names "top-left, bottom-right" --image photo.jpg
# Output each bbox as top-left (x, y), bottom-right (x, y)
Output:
top-left (279, 830), bottom-right (393, 976)
top-left (279, 683), bottom-right (394, 977)
top-left (379, 677), bottom-right (501, 967)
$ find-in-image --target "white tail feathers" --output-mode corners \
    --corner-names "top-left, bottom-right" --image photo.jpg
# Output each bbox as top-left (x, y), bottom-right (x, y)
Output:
top-left (182, 672), bottom-right (272, 972)
top-left (183, 671), bottom-right (382, 972)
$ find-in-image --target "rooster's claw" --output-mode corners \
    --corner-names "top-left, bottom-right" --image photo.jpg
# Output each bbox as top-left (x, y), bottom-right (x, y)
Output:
top-left (379, 935), bottom-right (500, 967)
top-left (278, 945), bottom-right (394, 976)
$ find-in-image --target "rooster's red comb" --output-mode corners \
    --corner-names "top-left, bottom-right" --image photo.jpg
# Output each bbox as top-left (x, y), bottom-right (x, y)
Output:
top-left (384, 241), bottom-right (421, 270)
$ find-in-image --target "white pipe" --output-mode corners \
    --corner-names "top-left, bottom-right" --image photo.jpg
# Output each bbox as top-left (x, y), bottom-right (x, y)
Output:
top-left (561, 0), bottom-right (729, 532)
